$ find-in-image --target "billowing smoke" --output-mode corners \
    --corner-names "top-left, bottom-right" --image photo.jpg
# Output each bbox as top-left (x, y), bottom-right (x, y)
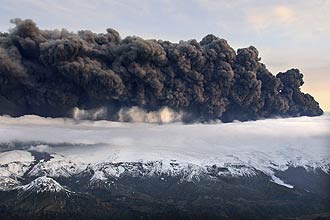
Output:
top-left (0, 19), bottom-right (323, 122)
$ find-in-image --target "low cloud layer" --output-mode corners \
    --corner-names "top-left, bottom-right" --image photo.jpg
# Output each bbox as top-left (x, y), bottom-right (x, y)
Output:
top-left (0, 114), bottom-right (329, 169)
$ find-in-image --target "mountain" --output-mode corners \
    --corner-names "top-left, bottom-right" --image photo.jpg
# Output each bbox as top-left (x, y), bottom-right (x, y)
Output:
top-left (19, 176), bottom-right (69, 194)
top-left (0, 149), bottom-right (329, 220)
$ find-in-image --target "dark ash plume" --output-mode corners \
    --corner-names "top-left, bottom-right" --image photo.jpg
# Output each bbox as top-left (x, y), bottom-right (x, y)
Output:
top-left (0, 19), bottom-right (323, 122)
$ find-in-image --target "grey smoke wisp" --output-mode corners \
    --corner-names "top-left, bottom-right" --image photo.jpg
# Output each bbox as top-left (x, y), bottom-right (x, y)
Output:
top-left (0, 19), bottom-right (323, 122)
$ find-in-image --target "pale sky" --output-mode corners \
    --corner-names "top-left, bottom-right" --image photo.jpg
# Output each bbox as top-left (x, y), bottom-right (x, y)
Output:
top-left (0, 0), bottom-right (329, 110)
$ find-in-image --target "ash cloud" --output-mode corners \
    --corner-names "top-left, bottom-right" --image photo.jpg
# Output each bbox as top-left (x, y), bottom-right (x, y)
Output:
top-left (0, 18), bottom-right (323, 122)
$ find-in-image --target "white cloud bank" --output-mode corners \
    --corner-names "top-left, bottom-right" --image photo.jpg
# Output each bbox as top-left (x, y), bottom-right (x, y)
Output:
top-left (0, 114), bottom-right (329, 170)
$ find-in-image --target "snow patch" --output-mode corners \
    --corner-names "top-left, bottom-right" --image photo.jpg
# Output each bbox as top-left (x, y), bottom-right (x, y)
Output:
top-left (270, 175), bottom-right (294, 188)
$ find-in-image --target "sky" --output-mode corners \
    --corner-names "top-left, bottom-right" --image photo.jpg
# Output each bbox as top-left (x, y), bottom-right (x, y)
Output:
top-left (0, 0), bottom-right (329, 110)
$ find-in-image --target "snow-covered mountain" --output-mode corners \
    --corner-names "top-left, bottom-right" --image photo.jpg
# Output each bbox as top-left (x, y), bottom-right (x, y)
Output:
top-left (0, 150), bottom-right (328, 192)
top-left (20, 176), bottom-right (69, 194)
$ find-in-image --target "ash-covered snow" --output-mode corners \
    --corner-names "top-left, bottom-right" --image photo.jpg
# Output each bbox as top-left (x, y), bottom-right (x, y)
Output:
top-left (0, 114), bottom-right (329, 190)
